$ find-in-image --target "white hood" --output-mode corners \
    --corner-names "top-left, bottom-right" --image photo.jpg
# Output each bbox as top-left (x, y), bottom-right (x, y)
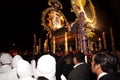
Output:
top-left (17, 59), bottom-right (33, 78)
top-left (12, 55), bottom-right (22, 68)
top-left (0, 52), bottom-right (12, 65)
top-left (36, 54), bottom-right (56, 80)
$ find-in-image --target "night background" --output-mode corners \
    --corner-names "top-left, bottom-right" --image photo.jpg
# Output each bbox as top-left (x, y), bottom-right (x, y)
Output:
top-left (0, 0), bottom-right (120, 52)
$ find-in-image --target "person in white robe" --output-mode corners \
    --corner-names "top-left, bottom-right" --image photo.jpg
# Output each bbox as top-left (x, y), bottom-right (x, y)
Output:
top-left (36, 54), bottom-right (56, 80)
top-left (12, 54), bottom-right (22, 69)
top-left (16, 59), bottom-right (35, 80)
top-left (0, 52), bottom-right (18, 80)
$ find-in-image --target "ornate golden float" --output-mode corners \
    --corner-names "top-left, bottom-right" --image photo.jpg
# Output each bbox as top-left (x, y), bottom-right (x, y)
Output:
top-left (41, 0), bottom-right (101, 55)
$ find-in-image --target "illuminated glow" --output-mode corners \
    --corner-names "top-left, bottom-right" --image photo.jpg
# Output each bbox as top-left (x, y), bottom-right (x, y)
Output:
top-left (41, 0), bottom-right (67, 32)
top-left (98, 37), bottom-right (102, 50)
top-left (71, 0), bottom-right (96, 26)
top-left (85, 56), bottom-right (87, 63)
top-left (99, 37), bottom-right (101, 41)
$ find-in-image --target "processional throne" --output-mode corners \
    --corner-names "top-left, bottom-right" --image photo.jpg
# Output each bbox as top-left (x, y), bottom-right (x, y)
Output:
top-left (41, 0), bottom-right (100, 55)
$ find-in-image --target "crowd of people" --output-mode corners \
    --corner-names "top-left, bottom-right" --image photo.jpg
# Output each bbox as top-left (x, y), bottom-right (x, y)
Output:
top-left (0, 48), bottom-right (120, 80)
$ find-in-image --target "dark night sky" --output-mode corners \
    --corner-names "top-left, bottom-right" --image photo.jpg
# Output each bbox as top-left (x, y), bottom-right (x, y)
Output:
top-left (0, 0), bottom-right (120, 51)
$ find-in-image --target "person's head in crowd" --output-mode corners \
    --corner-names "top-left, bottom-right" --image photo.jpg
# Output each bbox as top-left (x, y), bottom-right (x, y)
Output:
top-left (16, 59), bottom-right (33, 78)
top-left (10, 50), bottom-right (18, 57)
top-left (68, 46), bottom-right (73, 52)
top-left (91, 50), bottom-right (118, 75)
top-left (73, 52), bottom-right (85, 65)
top-left (37, 76), bottom-right (49, 80)
top-left (0, 52), bottom-right (12, 66)
top-left (36, 54), bottom-right (56, 80)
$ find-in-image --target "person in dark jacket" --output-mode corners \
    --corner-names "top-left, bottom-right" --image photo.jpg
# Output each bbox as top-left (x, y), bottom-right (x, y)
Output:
top-left (68, 52), bottom-right (90, 80)
top-left (91, 50), bottom-right (119, 80)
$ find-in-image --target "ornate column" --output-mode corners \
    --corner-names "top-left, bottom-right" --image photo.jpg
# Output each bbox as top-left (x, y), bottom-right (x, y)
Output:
top-left (78, 12), bottom-right (85, 53)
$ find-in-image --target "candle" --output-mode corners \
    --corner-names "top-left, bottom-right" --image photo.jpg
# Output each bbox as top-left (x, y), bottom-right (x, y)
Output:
top-left (110, 27), bottom-right (115, 52)
top-left (98, 37), bottom-right (102, 50)
top-left (33, 34), bottom-right (36, 53)
top-left (102, 32), bottom-right (106, 49)
top-left (85, 55), bottom-right (88, 63)
top-left (44, 39), bottom-right (48, 52)
top-left (53, 36), bottom-right (56, 54)
top-left (38, 38), bottom-right (41, 53)
top-left (75, 35), bottom-right (78, 50)
top-left (65, 32), bottom-right (68, 52)
top-left (36, 46), bottom-right (39, 53)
